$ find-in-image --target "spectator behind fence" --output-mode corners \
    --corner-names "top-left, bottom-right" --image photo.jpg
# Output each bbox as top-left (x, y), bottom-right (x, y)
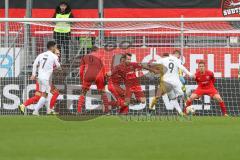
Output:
top-left (53, 1), bottom-right (74, 63)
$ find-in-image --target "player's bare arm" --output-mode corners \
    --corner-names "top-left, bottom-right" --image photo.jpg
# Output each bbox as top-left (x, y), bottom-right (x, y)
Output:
top-left (141, 64), bottom-right (159, 74)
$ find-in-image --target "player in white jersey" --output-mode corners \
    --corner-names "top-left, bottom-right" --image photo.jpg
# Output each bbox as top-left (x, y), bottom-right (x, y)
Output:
top-left (31, 41), bottom-right (61, 116)
top-left (149, 52), bottom-right (193, 116)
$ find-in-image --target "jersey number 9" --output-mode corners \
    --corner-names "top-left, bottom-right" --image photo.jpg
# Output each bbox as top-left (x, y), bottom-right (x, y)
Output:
top-left (168, 62), bottom-right (174, 73)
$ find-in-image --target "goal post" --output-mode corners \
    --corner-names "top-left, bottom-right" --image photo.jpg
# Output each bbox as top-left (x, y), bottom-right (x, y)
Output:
top-left (0, 18), bottom-right (239, 117)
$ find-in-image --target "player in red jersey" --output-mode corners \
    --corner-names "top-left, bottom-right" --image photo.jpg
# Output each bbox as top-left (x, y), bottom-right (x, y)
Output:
top-left (107, 55), bottom-right (128, 114)
top-left (123, 54), bottom-right (146, 105)
top-left (78, 50), bottom-right (109, 113)
top-left (116, 53), bottom-right (156, 106)
top-left (18, 81), bottom-right (60, 114)
top-left (184, 61), bottom-right (228, 116)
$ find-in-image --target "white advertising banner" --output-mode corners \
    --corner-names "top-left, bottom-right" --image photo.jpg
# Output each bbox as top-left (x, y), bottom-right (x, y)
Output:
top-left (0, 48), bottom-right (21, 77)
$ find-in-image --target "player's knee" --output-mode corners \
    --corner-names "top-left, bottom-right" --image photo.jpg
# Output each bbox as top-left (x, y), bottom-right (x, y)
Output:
top-left (42, 92), bottom-right (48, 98)
top-left (125, 98), bottom-right (130, 102)
top-left (81, 90), bottom-right (87, 96)
top-left (190, 94), bottom-right (198, 101)
top-left (215, 96), bottom-right (223, 102)
top-left (140, 97), bottom-right (146, 104)
top-left (212, 94), bottom-right (219, 100)
top-left (124, 98), bottom-right (130, 104)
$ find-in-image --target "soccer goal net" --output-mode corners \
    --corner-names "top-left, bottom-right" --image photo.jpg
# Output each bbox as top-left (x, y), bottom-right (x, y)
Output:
top-left (0, 18), bottom-right (239, 117)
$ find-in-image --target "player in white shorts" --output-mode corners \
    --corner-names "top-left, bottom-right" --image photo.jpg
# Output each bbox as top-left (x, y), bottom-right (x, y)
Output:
top-left (31, 41), bottom-right (61, 116)
top-left (149, 52), bottom-right (194, 115)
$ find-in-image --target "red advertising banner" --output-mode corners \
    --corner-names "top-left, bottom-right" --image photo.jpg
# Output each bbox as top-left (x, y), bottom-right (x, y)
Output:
top-left (93, 47), bottom-right (240, 78)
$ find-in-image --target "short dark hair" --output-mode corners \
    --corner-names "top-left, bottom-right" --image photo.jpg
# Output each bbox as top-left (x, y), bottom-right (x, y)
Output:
top-left (59, 1), bottom-right (68, 6)
top-left (126, 53), bottom-right (132, 57)
top-left (120, 54), bottom-right (126, 59)
top-left (173, 50), bottom-right (181, 55)
top-left (91, 46), bottom-right (98, 52)
top-left (198, 60), bottom-right (205, 65)
top-left (47, 41), bottom-right (56, 49)
top-left (120, 55), bottom-right (125, 60)
top-left (121, 53), bottom-right (132, 59)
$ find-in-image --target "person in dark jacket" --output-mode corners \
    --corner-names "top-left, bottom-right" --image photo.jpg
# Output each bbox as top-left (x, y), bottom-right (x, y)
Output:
top-left (53, 1), bottom-right (74, 63)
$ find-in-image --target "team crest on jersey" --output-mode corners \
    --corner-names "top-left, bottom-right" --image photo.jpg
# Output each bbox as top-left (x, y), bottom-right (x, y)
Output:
top-left (222, 0), bottom-right (240, 17)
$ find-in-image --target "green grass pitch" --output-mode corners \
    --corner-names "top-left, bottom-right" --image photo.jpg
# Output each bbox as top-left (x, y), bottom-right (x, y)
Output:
top-left (0, 116), bottom-right (240, 160)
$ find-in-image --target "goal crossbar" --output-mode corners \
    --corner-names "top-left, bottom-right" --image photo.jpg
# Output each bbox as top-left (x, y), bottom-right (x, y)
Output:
top-left (1, 17), bottom-right (240, 22)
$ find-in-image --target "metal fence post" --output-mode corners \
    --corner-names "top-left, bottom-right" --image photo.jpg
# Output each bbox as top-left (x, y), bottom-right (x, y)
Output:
top-left (98, 0), bottom-right (104, 47)
top-left (23, 0), bottom-right (32, 115)
top-left (4, 0), bottom-right (9, 47)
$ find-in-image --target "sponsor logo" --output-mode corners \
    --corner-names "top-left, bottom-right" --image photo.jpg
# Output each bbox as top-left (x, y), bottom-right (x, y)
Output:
top-left (93, 48), bottom-right (240, 78)
top-left (0, 81), bottom-right (215, 111)
top-left (0, 48), bottom-right (21, 77)
top-left (222, 0), bottom-right (240, 16)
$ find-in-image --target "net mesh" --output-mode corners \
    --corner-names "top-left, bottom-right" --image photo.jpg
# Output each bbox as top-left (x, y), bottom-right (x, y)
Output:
top-left (0, 19), bottom-right (239, 118)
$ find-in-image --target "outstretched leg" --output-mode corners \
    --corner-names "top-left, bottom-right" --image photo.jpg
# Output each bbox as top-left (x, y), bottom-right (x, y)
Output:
top-left (184, 93), bottom-right (199, 113)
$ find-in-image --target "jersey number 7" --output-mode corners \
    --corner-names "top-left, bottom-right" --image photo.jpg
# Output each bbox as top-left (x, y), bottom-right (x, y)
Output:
top-left (42, 58), bottom-right (48, 68)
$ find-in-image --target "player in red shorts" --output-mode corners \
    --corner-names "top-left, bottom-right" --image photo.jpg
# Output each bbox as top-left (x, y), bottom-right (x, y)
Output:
top-left (116, 53), bottom-right (156, 107)
top-left (18, 81), bottom-right (60, 114)
top-left (107, 55), bottom-right (128, 114)
top-left (184, 61), bottom-right (228, 116)
top-left (78, 51), bottom-right (109, 113)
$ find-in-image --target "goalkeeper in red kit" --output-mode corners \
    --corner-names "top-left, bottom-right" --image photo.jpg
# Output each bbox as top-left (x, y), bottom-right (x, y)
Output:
top-left (78, 52), bottom-right (109, 113)
top-left (184, 61), bottom-right (228, 116)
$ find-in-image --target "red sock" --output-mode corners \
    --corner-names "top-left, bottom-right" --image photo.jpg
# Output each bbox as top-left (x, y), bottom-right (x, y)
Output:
top-left (101, 93), bottom-right (109, 112)
top-left (219, 101), bottom-right (227, 115)
top-left (50, 92), bottom-right (59, 109)
top-left (119, 106), bottom-right (129, 114)
top-left (23, 95), bottom-right (41, 107)
top-left (118, 98), bottom-right (128, 114)
top-left (77, 95), bottom-right (85, 113)
top-left (184, 99), bottom-right (192, 113)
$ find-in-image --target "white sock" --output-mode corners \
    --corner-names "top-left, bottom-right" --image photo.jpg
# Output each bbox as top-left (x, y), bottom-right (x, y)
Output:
top-left (34, 97), bottom-right (47, 112)
top-left (45, 93), bottom-right (52, 111)
top-left (170, 99), bottom-right (182, 114)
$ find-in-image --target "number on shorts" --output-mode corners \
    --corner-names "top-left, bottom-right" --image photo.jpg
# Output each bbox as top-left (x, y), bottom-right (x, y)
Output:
top-left (42, 58), bottom-right (48, 68)
top-left (168, 62), bottom-right (174, 73)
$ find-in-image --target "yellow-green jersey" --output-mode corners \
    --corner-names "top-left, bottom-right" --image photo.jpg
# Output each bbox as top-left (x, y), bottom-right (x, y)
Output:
top-left (54, 12), bottom-right (73, 33)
